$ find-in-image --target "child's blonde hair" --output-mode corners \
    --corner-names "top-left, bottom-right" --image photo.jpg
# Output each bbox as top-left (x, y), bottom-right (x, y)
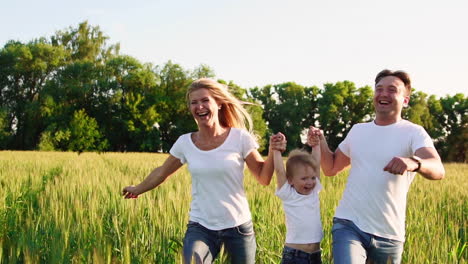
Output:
top-left (285, 149), bottom-right (320, 180)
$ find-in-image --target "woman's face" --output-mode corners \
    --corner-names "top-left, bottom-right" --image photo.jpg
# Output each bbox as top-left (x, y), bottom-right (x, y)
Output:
top-left (188, 88), bottom-right (221, 128)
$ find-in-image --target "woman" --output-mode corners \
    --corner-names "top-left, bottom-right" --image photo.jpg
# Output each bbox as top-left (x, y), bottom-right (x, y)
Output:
top-left (122, 78), bottom-right (285, 263)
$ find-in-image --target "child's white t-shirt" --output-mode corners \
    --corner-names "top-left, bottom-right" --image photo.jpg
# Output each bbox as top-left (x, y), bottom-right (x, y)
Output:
top-left (170, 128), bottom-right (258, 230)
top-left (275, 179), bottom-right (323, 244)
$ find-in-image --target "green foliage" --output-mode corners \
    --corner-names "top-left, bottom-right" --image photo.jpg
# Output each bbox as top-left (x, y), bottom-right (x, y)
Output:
top-left (435, 94), bottom-right (468, 162)
top-left (154, 61), bottom-right (196, 152)
top-left (37, 131), bottom-right (55, 151)
top-left (67, 109), bottom-right (108, 152)
top-left (51, 20), bottom-right (119, 63)
top-left (0, 108), bottom-right (12, 149)
top-left (0, 20), bottom-right (465, 161)
top-left (0, 39), bottom-right (67, 149)
top-left (317, 81), bottom-right (373, 150)
top-left (250, 82), bottom-right (320, 153)
top-left (221, 80), bottom-right (268, 152)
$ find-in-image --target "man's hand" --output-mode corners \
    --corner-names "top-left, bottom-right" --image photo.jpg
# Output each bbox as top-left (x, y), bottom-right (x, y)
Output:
top-left (383, 157), bottom-right (419, 175)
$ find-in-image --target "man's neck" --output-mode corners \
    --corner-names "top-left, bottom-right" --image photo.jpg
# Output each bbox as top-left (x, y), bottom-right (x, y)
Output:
top-left (374, 115), bottom-right (402, 126)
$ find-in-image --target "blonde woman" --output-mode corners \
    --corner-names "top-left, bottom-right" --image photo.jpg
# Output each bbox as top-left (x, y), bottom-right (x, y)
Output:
top-left (122, 78), bottom-right (286, 264)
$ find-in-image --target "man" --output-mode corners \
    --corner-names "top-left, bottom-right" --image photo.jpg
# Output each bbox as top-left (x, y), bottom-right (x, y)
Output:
top-left (313, 69), bottom-right (445, 263)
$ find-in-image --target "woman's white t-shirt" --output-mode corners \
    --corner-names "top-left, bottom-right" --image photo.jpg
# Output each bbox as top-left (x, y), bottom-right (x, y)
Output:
top-left (170, 128), bottom-right (259, 230)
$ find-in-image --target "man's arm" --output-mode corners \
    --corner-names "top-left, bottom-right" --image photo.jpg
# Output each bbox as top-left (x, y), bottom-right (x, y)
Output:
top-left (383, 147), bottom-right (445, 180)
top-left (313, 128), bottom-right (350, 176)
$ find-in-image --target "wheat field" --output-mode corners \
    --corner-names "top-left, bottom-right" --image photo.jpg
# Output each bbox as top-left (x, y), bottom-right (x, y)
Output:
top-left (0, 151), bottom-right (466, 263)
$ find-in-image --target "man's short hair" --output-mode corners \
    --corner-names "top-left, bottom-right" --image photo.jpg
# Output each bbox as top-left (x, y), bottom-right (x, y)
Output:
top-left (375, 69), bottom-right (412, 95)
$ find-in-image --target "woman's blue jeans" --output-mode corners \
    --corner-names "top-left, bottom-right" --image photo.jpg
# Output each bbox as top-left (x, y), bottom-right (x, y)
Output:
top-left (182, 220), bottom-right (256, 264)
top-left (332, 218), bottom-right (404, 264)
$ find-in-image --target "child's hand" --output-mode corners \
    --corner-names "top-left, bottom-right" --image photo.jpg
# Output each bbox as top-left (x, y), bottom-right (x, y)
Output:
top-left (307, 126), bottom-right (322, 147)
top-left (270, 132), bottom-right (287, 152)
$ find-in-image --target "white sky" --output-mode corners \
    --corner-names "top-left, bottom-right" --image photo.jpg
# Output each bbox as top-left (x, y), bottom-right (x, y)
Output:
top-left (1, 0), bottom-right (467, 97)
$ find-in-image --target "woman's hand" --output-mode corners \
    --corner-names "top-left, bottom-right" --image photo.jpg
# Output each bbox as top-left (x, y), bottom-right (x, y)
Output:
top-left (270, 132), bottom-right (287, 152)
top-left (122, 185), bottom-right (139, 199)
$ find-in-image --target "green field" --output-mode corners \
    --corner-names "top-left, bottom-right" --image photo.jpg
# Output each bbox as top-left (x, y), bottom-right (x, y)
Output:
top-left (0, 151), bottom-right (466, 263)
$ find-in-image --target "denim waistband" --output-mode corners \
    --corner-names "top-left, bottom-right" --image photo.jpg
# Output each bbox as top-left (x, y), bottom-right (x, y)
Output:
top-left (283, 246), bottom-right (321, 260)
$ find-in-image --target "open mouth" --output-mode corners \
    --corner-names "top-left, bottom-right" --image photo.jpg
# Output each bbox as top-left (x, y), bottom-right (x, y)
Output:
top-left (197, 111), bottom-right (209, 117)
top-left (378, 100), bottom-right (390, 105)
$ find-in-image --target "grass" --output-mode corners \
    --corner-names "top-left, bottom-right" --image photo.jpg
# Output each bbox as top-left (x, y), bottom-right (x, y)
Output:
top-left (0, 151), bottom-right (466, 263)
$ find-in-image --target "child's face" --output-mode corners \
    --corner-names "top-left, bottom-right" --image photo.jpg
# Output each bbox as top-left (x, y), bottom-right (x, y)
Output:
top-left (288, 164), bottom-right (318, 195)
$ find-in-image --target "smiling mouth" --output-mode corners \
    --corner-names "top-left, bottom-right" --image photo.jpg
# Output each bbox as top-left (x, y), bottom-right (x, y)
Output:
top-left (378, 100), bottom-right (391, 105)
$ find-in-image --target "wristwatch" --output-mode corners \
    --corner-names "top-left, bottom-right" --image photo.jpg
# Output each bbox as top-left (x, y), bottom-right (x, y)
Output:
top-left (410, 156), bottom-right (422, 172)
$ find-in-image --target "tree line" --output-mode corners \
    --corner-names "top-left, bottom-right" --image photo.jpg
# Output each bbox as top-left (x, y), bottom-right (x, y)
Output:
top-left (0, 21), bottom-right (466, 162)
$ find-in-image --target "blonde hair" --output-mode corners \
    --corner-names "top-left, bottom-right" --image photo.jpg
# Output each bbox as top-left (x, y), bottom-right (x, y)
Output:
top-left (187, 78), bottom-right (254, 133)
top-left (285, 149), bottom-right (320, 180)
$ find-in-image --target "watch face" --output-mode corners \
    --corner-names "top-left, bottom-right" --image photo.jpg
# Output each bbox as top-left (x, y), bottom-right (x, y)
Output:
top-left (411, 156), bottom-right (421, 171)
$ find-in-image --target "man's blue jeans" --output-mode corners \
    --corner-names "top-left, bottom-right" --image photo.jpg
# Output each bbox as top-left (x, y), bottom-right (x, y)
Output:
top-left (182, 220), bottom-right (256, 264)
top-left (332, 218), bottom-right (404, 264)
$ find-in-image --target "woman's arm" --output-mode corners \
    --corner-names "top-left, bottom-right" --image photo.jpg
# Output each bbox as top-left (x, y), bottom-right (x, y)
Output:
top-left (122, 155), bottom-right (183, 198)
top-left (245, 133), bottom-right (286, 186)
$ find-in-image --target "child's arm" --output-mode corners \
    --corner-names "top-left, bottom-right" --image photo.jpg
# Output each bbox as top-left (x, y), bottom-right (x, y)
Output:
top-left (307, 127), bottom-right (322, 178)
top-left (272, 133), bottom-right (287, 189)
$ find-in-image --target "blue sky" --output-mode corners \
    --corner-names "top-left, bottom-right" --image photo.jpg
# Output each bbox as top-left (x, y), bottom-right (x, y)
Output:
top-left (1, 0), bottom-right (467, 97)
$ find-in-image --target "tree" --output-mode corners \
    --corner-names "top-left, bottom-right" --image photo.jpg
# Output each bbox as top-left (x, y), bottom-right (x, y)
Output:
top-left (153, 61), bottom-right (195, 152)
top-left (51, 20), bottom-right (119, 63)
top-left (436, 94), bottom-right (467, 162)
top-left (67, 109), bottom-right (107, 152)
top-left (317, 81), bottom-right (373, 150)
top-left (250, 82), bottom-right (320, 152)
top-left (0, 107), bottom-right (12, 149)
top-left (102, 55), bottom-right (160, 151)
top-left (0, 40), bottom-right (67, 149)
top-left (220, 80), bottom-right (268, 152)
top-left (404, 90), bottom-right (434, 129)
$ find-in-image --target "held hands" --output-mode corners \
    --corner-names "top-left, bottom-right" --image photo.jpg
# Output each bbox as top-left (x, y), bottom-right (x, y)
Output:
top-left (383, 156), bottom-right (419, 175)
top-left (307, 126), bottom-right (323, 147)
top-left (122, 185), bottom-right (139, 199)
top-left (270, 132), bottom-right (287, 152)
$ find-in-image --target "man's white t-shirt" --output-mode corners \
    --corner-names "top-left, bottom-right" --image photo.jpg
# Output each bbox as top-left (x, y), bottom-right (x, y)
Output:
top-left (170, 128), bottom-right (258, 230)
top-left (276, 180), bottom-right (323, 244)
top-left (336, 120), bottom-right (435, 241)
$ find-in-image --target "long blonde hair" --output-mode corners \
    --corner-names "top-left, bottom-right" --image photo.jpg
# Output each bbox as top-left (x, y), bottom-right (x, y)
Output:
top-left (187, 78), bottom-right (254, 133)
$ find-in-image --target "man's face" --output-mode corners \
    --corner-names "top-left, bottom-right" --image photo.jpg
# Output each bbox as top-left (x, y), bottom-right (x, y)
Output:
top-left (374, 76), bottom-right (409, 117)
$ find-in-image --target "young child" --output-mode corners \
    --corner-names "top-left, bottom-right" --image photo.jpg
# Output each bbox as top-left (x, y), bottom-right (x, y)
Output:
top-left (272, 128), bottom-right (323, 264)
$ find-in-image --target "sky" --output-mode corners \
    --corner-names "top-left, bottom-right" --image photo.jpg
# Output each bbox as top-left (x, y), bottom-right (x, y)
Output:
top-left (1, 0), bottom-right (467, 97)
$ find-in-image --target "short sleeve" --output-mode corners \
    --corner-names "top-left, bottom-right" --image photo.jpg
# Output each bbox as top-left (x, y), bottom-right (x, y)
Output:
top-left (411, 125), bottom-right (435, 153)
top-left (169, 135), bottom-right (187, 164)
top-left (240, 129), bottom-right (259, 159)
top-left (275, 182), bottom-right (293, 200)
top-left (338, 126), bottom-right (355, 158)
